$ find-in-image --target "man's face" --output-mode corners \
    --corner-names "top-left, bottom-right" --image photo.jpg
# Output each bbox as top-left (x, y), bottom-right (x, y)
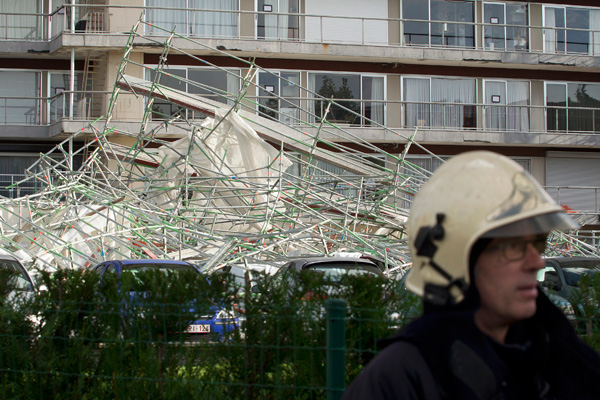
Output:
top-left (474, 235), bottom-right (546, 326)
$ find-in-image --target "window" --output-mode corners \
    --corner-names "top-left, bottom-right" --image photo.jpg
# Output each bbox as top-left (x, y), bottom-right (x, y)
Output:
top-left (258, 71), bottom-right (300, 124)
top-left (403, 77), bottom-right (475, 129)
top-left (304, 0), bottom-right (388, 45)
top-left (0, 70), bottom-right (40, 125)
top-left (544, 5), bottom-right (600, 56)
top-left (399, 156), bottom-right (445, 208)
top-left (403, 0), bottom-right (474, 48)
top-left (546, 82), bottom-right (600, 133)
top-left (0, 0), bottom-right (41, 40)
top-left (484, 2), bottom-right (528, 51)
top-left (0, 154), bottom-right (40, 197)
top-left (257, 0), bottom-right (299, 40)
top-left (49, 72), bottom-right (83, 122)
top-left (146, 0), bottom-right (239, 38)
top-left (308, 72), bottom-right (385, 126)
top-left (306, 155), bottom-right (386, 200)
top-left (146, 67), bottom-right (241, 120)
top-left (484, 80), bottom-right (530, 132)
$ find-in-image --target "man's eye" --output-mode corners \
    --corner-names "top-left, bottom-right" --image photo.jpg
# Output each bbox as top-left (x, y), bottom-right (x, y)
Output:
top-left (505, 241), bottom-right (521, 250)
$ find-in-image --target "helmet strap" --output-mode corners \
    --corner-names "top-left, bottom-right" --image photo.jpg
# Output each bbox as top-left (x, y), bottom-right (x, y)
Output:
top-left (424, 278), bottom-right (468, 306)
top-left (413, 213), bottom-right (470, 306)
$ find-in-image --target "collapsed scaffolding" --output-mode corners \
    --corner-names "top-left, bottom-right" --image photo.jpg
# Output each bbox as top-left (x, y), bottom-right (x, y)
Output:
top-left (0, 18), bottom-right (594, 272)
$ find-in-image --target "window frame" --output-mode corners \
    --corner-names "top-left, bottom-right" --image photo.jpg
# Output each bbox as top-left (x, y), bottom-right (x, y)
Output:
top-left (307, 71), bottom-right (386, 127)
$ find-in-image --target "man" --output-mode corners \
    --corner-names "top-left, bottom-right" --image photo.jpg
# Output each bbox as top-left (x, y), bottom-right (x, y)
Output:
top-left (342, 151), bottom-right (600, 399)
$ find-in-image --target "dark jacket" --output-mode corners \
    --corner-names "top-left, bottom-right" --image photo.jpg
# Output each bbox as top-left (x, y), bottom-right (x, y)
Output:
top-left (342, 291), bottom-right (600, 400)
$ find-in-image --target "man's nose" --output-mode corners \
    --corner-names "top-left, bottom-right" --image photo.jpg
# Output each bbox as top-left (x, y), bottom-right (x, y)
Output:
top-left (524, 242), bottom-right (545, 270)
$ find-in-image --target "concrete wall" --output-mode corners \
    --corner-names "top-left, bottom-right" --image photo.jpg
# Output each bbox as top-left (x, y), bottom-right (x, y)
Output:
top-left (387, 74), bottom-right (401, 128)
top-left (240, 0), bottom-right (254, 39)
top-left (529, 3), bottom-right (543, 53)
top-left (108, 0), bottom-right (144, 33)
top-left (105, 50), bottom-right (145, 121)
top-left (530, 80), bottom-right (545, 133)
top-left (387, 0), bottom-right (400, 46)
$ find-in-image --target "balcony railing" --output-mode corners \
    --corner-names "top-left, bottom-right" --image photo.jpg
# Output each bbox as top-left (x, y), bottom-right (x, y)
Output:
top-left (3, 91), bottom-right (600, 135)
top-left (0, 174), bottom-right (42, 198)
top-left (545, 186), bottom-right (600, 215)
top-left (2, 4), bottom-right (600, 57)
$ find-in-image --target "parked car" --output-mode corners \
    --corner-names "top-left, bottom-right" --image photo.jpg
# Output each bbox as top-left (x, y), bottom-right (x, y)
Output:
top-left (279, 256), bottom-right (385, 278)
top-left (90, 259), bottom-right (239, 339)
top-left (0, 253), bottom-right (36, 302)
top-left (270, 256), bottom-right (387, 302)
top-left (537, 257), bottom-right (600, 300)
top-left (537, 256), bottom-right (600, 326)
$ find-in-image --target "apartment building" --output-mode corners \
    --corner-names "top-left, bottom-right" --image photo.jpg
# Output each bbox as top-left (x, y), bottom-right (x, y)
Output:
top-left (1, 0), bottom-right (600, 225)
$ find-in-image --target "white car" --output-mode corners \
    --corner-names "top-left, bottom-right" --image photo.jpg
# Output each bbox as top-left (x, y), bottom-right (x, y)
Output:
top-left (0, 253), bottom-right (36, 304)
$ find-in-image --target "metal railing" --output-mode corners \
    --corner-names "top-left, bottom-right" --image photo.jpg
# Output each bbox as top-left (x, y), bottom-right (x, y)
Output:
top-left (2, 91), bottom-right (600, 135)
top-left (0, 173), bottom-right (41, 198)
top-left (544, 186), bottom-right (600, 216)
top-left (2, 4), bottom-right (600, 57)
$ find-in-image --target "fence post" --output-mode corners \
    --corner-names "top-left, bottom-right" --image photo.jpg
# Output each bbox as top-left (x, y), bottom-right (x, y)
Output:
top-left (326, 298), bottom-right (346, 400)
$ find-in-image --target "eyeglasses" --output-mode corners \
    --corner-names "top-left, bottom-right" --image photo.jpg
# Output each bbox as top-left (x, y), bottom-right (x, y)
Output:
top-left (485, 234), bottom-right (548, 261)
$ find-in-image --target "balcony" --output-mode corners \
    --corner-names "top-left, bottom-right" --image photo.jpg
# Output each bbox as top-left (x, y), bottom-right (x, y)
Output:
top-left (2, 89), bottom-right (600, 147)
top-left (1, 4), bottom-right (599, 70)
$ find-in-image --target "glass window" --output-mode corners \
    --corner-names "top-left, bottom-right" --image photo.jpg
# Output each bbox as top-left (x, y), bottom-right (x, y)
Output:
top-left (484, 2), bottom-right (528, 51)
top-left (430, 0), bottom-right (474, 48)
top-left (146, 0), bottom-right (238, 38)
top-left (190, 0), bottom-right (238, 37)
top-left (403, 0), bottom-right (474, 48)
top-left (403, 77), bottom-right (475, 129)
top-left (544, 6), bottom-right (600, 55)
top-left (546, 82), bottom-right (600, 133)
top-left (258, 71), bottom-right (300, 124)
top-left (308, 73), bottom-right (385, 126)
top-left (0, 71), bottom-right (40, 125)
top-left (147, 68), bottom-right (186, 120)
top-left (0, 154), bottom-right (40, 197)
top-left (484, 80), bottom-right (529, 132)
top-left (568, 83), bottom-right (600, 132)
top-left (146, 67), bottom-right (240, 120)
top-left (402, 0), bottom-right (429, 46)
top-left (0, 0), bottom-right (41, 39)
top-left (399, 156), bottom-right (445, 208)
top-left (546, 83), bottom-right (567, 131)
top-left (257, 0), bottom-right (299, 40)
top-left (49, 72), bottom-right (83, 122)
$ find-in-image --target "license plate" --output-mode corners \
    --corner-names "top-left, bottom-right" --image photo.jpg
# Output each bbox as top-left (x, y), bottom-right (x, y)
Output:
top-left (186, 324), bottom-right (210, 333)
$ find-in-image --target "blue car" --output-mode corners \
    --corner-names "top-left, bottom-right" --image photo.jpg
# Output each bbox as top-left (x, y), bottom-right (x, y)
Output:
top-left (90, 259), bottom-right (240, 339)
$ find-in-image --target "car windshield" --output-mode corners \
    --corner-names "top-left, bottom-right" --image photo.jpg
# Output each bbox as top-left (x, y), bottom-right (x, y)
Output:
top-left (0, 260), bottom-right (34, 291)
top-left (562, 267), bottom-right (600, 286)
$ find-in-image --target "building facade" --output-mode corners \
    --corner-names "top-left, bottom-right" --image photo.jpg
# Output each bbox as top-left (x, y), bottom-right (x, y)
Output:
top-left (2, 0), bottom-right (600, 226)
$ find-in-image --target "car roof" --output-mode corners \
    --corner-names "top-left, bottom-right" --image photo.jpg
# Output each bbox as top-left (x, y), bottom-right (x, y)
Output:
top-left (0, 254), bottom-right (20, 262)
top-left (545, 257), bottom-right (600, 269)
top-left (114, 259), bottom-right (194, 266)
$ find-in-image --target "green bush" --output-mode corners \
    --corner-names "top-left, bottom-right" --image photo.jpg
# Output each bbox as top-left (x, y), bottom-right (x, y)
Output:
top-left (2, 264), bottom-right (598, 399)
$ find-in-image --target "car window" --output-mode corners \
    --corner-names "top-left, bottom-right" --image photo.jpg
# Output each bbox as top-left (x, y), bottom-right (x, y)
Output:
top-left (305, 265), bottom-right (381, 281)
top-left (562, 268), bottom-right (599, 286)
top-left (0, 260), bottom-right (33, 291)
top-left (94, 263), bottom-right (109, 273)
top-left (122, 264), bottom-right (197, 273)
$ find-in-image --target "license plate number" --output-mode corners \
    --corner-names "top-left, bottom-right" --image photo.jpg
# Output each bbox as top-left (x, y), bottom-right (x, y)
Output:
top-left (186, 324), bottom-right (210, 333)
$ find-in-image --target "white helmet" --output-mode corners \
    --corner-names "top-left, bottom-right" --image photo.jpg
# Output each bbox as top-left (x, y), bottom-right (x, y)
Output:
top-left (404, 151), bottom-right (578, 305)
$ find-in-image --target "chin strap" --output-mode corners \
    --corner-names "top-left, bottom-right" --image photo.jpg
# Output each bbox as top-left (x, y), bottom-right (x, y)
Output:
top-left (414, 213), bottom-right (468, 306)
